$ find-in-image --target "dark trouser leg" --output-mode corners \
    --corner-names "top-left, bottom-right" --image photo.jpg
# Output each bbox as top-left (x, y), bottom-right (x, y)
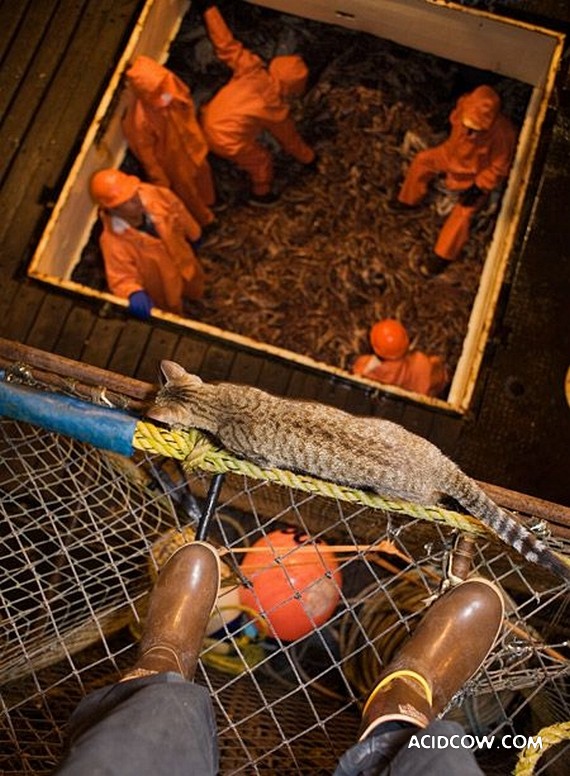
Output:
top-left (334, 719), bottom-right (484, 776)
top-left (56, 672), bottom-right (218, 776)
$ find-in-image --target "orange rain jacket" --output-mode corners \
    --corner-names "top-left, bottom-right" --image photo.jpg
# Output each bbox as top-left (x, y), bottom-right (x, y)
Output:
top-left (200, 6), bottom-right (314, 194)
top-left (353, 352), bottom-right (449, 397)
top-left (100, 183), bottom-right (204, 315)
top-left (123, 56), bottom-right (215, 226)
top-left (399, 86), bottom-right (516, 200)
top-left (398, 85), bottom-right (517, 260)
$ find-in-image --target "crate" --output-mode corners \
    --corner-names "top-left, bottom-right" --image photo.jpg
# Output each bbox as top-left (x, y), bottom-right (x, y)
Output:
top-left (28, 0), bottom-right (565, 412)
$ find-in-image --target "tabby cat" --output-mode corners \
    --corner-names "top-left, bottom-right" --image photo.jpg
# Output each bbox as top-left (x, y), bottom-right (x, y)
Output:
top-left (148, 361), bottom-right (570, 582)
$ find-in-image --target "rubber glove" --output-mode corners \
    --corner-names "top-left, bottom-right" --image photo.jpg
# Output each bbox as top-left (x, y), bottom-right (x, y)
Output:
top-left (128, 290), bottom-right (154, 320)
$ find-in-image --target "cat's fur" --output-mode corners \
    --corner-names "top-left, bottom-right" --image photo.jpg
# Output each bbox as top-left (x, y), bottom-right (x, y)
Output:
top-left (148, 360), bottom-right (570, 583)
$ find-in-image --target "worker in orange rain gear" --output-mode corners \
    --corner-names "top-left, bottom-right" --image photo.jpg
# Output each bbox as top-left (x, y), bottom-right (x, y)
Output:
top-left (396, 85), bottom-right (517, 276)
top-left (352, 319), bottom-right (449, 398)
top-left (122, 55), bottom-right (215, 227)
top-left (197, 2), bottom-right (316, 206)
top-left (89, 169), bottom-right (205, 320)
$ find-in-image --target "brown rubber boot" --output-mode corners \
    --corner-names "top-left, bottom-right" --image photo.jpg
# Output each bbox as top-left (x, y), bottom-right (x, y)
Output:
top-left (359, 577), bottom-right (504, 740)
top-left (123, 541), bottom-right (221, 682)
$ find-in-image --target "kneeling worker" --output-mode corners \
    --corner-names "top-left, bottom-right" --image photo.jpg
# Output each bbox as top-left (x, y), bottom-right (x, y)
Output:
top-left (353, 319), bottom-right (449, 398)
top-left (89, 169), bottom-right (205, 319)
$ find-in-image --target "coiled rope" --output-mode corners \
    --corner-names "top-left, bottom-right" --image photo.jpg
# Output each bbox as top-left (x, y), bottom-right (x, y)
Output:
top-left (514, 721), bottom-right (570, 775)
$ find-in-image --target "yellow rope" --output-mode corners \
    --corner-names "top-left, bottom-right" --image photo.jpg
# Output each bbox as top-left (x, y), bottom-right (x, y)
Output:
top-left (133, 422), bottom-right (486, 536)
top-left (514, 721), bottom-right (570, 775)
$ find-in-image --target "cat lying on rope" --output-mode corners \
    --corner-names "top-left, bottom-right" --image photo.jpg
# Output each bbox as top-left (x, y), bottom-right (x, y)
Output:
top-left (147, 360), bottom-right (570, 583)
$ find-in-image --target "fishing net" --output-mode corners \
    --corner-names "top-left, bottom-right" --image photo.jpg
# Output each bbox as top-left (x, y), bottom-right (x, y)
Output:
top-left (1, 381), bottom-right (569, 775)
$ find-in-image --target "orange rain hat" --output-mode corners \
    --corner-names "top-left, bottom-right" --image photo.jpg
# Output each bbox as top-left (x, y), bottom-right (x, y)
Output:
top-left (370, 319), bottom-right (410, 360)
top-left (461, 85), bottom-right (500, 131)
top-left (89, 169), bottom-right (141, 209)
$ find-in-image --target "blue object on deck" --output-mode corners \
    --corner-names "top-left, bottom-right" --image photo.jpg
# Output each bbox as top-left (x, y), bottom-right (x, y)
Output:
top-left (0, 376), bottom-right (138, 456)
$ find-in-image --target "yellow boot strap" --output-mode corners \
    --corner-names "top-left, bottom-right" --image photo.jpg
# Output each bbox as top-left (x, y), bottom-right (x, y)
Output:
top-left (363, 669), bottom-right (433, 716)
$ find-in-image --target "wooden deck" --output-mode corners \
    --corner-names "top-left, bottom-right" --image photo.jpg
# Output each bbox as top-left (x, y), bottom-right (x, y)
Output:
top-left (1, 0), bottom-right (569, 504)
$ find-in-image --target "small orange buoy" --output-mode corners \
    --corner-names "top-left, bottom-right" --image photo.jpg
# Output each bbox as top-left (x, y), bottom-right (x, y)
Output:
top-left (238, 528), bottom-right (342, 641)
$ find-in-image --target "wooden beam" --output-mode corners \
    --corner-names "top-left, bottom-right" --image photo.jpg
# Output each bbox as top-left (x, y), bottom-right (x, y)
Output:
top-left (0, 337), bottom-right (155, 401)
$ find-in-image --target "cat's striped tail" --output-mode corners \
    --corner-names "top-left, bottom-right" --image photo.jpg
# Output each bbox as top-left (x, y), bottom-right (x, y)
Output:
top-left (445, 465), bottom-right (570, 584)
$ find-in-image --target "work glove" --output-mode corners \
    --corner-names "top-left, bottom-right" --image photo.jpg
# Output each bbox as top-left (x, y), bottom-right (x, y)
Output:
top-left (128, 290), bottom-right (154, 320)
top-left (459, 184), bottom-right (486, 207)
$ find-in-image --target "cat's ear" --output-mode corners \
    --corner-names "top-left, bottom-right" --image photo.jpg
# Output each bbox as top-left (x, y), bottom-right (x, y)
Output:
top-left (159, 360), bottom-right (202, 384)
top-left (146, 405), bottom-right (174, 423)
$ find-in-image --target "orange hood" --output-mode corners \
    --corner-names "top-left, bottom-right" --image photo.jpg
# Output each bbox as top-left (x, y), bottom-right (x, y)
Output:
top-left (126, 55), bottom-right (188, 107)
top-left (268, 55), bottom-right (308, 98)
top-left (460, 85), bottom-right (501, 131)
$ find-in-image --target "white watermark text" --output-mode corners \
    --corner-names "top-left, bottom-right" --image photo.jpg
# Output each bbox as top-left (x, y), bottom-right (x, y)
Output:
top-left (408, 733), bottom-right (542, 751)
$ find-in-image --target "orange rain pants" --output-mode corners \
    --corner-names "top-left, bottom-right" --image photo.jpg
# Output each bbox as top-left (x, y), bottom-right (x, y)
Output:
top-left (100, 183), bottom-right (204, 315)
top-left (398, 86), bottom-right (516, 261)
top-left (123, 56), bottom-right (215, 226)
top-left (200, 6), bottom-right (314, 195)
top-left (353, 351), bottom-right (449, 397)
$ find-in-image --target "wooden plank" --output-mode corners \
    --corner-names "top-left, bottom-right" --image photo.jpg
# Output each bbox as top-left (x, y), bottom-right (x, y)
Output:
top-left (0, 337), bottom-right (154, 401)
top-left (400, 404), bottom-right (436, 439)
top-left (2, 282), bottom-right (46, 343)
top-left (229, 350), bottom-right (264, 386)
top-left (107, 319), bottom-right (152, 378)
top-left (286, 370), bottom-right (326, 401)
top-left (338, 382), bottom-right (379, 416)
top-left (0, 0), bottom-right (142, 272)
top-left (0, 0), bottom-right (89, 183)
top-left (52, 303), bottom-right (97, 361)
top-left (256, 357), bottom-right (293, 397)
top-left (427, 413), bottom-right (462, 455)
top-left (172, 335), bottom-right (208, 375)
top-left (314, 377), bottom-right (365, 410)
top-left (200, 343), bottom-right (236, 382)
top-left (24, 292), bottom-right (74, 353)
top-left (0, 0), bottom-right (60, 125)
top-left (135, 326), bottom-right (179, 384)
top-left (0, 353), bottom-right (149, 413)
top-left (80, 315), bottom-right (126, 369)
top-left (313, 376), bottom-right (353, 412)
top-left (0, 277), bottom-right (20, 324)
top-left (0, 279), bottom-right (22, 374)
top-left (0, 0), bottom-right (31, 64)
top-left (256, 0), bottom-right (561, 85)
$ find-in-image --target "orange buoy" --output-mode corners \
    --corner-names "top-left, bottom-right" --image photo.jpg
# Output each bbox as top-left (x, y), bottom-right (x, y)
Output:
top-left (239, 529), bottom-right (342, 641)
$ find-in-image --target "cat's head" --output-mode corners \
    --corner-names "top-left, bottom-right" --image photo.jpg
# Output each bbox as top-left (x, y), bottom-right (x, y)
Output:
top-left (146, 360), bottom-right (204, 427)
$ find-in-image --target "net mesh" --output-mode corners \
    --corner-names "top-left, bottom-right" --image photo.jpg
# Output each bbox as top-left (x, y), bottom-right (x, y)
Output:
top-left (0, 415), bottom-right (568, 775)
